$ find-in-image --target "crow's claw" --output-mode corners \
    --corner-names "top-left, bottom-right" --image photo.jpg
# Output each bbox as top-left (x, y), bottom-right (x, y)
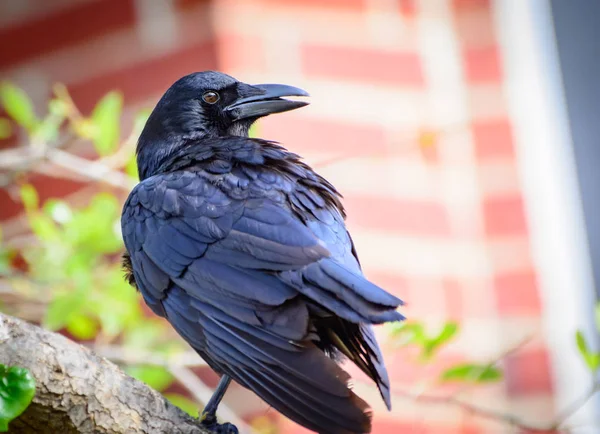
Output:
top-left (200, 418), bottom-right (238, 434)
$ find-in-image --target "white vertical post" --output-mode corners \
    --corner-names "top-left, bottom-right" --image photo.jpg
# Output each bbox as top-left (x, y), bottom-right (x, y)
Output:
top-left (493, 0), bottom-right (600, 428)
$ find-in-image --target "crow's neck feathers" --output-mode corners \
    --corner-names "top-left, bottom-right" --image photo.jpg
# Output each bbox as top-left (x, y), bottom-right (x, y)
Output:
top-left (138, 135), bottom-right (345, 218)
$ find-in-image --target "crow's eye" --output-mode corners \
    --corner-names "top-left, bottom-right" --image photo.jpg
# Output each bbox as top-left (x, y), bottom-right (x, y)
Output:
top-left (202, 91), bottom-right (220, 104)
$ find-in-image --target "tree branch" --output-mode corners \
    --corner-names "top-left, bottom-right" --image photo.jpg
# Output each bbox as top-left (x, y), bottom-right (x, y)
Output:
top-left (0, 312), bottom-right (212, 434)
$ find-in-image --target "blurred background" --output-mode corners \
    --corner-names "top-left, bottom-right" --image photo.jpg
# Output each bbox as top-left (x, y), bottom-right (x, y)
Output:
top-left (1, 0), bottom-right (599, 433)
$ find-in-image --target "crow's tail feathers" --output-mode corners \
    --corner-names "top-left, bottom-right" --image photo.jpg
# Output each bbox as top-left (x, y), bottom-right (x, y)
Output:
top-left (163, 290), bottom-right (374, 434)
top-left (286, 258), bottom-right (405, 325)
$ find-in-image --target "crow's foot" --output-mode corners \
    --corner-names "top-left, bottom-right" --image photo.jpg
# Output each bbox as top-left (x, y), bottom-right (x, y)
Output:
top-left (200, 413), bottom-right (238, 434)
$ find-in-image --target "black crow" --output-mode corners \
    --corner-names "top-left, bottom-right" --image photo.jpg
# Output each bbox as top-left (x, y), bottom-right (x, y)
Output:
top-left (121, 71), bottom-right (404, 434)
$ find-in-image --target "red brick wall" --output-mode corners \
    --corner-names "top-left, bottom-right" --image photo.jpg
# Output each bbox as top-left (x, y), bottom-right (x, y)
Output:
top-left (0, 0), bottom-right (555, 432)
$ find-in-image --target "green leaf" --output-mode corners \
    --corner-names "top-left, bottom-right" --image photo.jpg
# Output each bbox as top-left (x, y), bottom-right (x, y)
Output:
top-left (95, 269), bottom-right (141, 337)
top-left (164, 393), bottom-right (199, 416)
top-left (575, 330), bottom-right (600, 372)
top-left (125, 154), bottom-right (138, 181)
top-left (422, 322), bottom-right (459, 360)
top-left (43, 200), bottom-right (73, 224)
top-left (32, 113), bottom-right (64, 143)
top-left (386, 322), bottom-right (425, 346)
top-left (122, 320), bottom-right (165, 350)
top-left (20, 184), bottom-right (38, 212)
top-left (63, 193), bottom-right (122, 253)
top-left (44, 290), bottom-right (86, 331)
top-left (0, 118), bottom-right (12, 139)
top-left (595, 303), bottom-right (600, 333)
top-left (66, 313), bottom-right (98, 340)
top-left (440, 363), bottom-right (503, 383)
top-left (0, 82), bottom-right (38, 131)
top-left (29, 214), bottom-right (61, 242)
top-left (132, 109), bottom-right (151, 135)
top-left (126, 365), bottom-right (173, 392)
top-left (90, 91), bottom-right (123, 156)
top-left (0, 365), bottom-right (36, 432)
top-left (48, 99), bottom-right (69, 117)
top-left (249, 122), bottom-right (260, 138)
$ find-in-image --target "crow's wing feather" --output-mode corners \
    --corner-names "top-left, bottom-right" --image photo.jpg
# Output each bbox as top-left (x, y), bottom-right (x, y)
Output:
top-left (122, 171), bottom-right (330, 310)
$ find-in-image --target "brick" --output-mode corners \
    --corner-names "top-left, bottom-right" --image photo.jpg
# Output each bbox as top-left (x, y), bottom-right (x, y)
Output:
top-left (473, 119), bottom-right (515, 160)
top-left (372, 419), bottom-right (483, 434)
top-left (399, 0), bottom-right (417, 17)
top-left (387, 350), bottom-right (467, 385)
top-left (216, 34), bottom-right (265, 73)
top-left (68, 41), bottom-right (218, 113)
top-left (494, 269), bottom-right (541, 316)
top-left (0, 176), bottom-right (84, 221)
top-left (259, 115), bottom-right (386, 155)
top-left (483, 195), bottom-right (528, 236)
top-left (504, 348), bottom-right (553, 395)
top-left (404, 277), bottom-right (447, 318)
top-left (467, 84), bottom-right (507, 120)
top-left (454, 7), bottom-right (495, 49)
top-left (258, 0), bottom-right (366, 10)
top-left (443, 278), bottom-right (464, 320)
top-left (344, 195), bottom-right (451, 236)
top-left (0, 0), bottom-right (135, 69)
top-left (452, 0), bottom-right (490, 9)
top-left (463, 46), bottom-right (502, 83)
top-left (174, 0), bottom-right (211, 9)
top-left (302, 44), bottom-right (424, 86)
top-left (365, 271), bottom-right (409, 300)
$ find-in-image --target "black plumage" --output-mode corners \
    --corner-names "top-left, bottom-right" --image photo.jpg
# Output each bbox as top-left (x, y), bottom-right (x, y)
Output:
top-left (121, 71), bottom-right (404, 434)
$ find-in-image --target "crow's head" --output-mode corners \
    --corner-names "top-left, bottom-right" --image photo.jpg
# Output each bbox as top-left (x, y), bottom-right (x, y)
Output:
top-left (142, 71), bottom-right (308, 140)
top-left (136, 71), bottom-right (309, 179)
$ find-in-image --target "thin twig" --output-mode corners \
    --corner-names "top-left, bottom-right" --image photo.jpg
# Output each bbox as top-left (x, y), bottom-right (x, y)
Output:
top-left (376, 333), bottom-right (599, 433)
top-left (551, 379), bottom-right (600, 429)
top-left (394, 387), bottom-right (550, 431)
top-left (45, 148), bottom-right (136, 190)
top-left (93, 344), bottom-right (206, 368)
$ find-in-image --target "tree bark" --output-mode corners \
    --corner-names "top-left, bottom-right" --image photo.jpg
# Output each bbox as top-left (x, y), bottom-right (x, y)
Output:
top-left (0, 313), bottom-right (211, 434)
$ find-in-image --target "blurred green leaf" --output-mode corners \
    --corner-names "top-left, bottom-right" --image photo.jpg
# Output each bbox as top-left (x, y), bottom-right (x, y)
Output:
top-left (422, 322), bottom-right (459, 360)
top-left (48, 99), bottom-right (69, 117)
top-left (0, 82), bottom-right (38, 132)
top-left (440, 363), bottom-right (502, 383)
top-left (0, 365), bottom-right (36, 432)
top-left (20, 184), bottom-right (38, 212)
top-left (90, 91), bottom-right (123, 156)
top-left (94, 268), bottom-right (141, 337)
top-left (125, 154), bottom-right (138, 181)
top-left (132, 109), bottom-right (151, 134)
top-left (164, 393), bottom-right (199, 417)
top-left (43, 200), bottom-right (73, 225)
top-left (595, 303), bottom-right (600, 333)
top-left (122, 320), bottom-right (164, 350)
top-left (387, 322), bottom-right (425, 346)
top-left (32, 113), bottom-right (65, 143)
top-left (63, 193), bottom-right (121, 254)
top-left (0, 250), bottom-right (10, 276)
top-left (66, 313), bottom-right (98, 340)
top-left (249, 122), bottom-right (260, 138)
top-left (575, 330), bottom-right (600, 372)
top-left (44, 289), bottom-right (86, 331)
top-left (0, 118), bottom-right (12, 139)
top-left (126, 365), bottom-right (173, 392)
top-left (29, 214), bottom-right (61, 243)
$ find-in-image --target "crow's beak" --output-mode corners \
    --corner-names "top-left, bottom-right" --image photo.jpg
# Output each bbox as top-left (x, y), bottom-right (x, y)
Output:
top-left (225, 83), bottom-right (309, 121)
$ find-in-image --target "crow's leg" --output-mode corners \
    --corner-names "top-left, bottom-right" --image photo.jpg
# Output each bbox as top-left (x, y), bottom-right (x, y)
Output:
top-left (200, 375), bottom-right (237, 434)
